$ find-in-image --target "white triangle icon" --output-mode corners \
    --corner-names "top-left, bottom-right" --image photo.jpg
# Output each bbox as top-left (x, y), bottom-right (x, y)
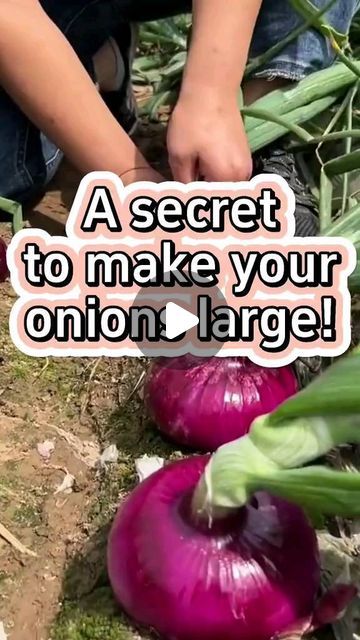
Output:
top-left (165, 302), bottom-right (199, 340)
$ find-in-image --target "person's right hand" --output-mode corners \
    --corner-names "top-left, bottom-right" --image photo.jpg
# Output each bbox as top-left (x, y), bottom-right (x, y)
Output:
top-left (167, 93), bottom-right (252, 183)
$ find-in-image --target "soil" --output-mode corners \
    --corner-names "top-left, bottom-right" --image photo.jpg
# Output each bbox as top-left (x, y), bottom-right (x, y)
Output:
top-left (0, 237), bottom-right (179, 639)
top-left (0, 121), bottom-right (176, 640)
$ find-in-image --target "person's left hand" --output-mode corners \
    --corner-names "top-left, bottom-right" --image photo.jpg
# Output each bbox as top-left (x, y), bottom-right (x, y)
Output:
top-left (167, 93), bottom-right (253, 183)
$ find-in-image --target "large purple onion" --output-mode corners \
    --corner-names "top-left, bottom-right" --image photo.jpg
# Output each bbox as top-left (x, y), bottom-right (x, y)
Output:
top-left (108, 456), bottom-right (320, 640)
top-left (0, 238), bottom-right (9, 283)
top-left (144, 356), bottom-right (298, 451)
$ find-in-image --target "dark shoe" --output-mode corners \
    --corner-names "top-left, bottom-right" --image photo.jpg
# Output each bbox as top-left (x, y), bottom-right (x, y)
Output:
top-left (101, 23), bottom-right (138, 135)
top-left (253, 147), bottom-right (319, 237)
top-left (253, 147), bottom-right (324, 389)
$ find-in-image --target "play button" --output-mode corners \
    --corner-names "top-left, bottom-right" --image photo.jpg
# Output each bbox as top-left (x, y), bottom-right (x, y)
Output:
top-left (165, 302), bottom-right (199, 340)
top-left (133, 268), bottom-right (227, 358)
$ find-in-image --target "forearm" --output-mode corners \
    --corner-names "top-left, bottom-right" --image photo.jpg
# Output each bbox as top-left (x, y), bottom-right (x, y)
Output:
top-left (181, 0), bottom-right (263, 102)
top-left (0, 0), bottom-right (148, 181)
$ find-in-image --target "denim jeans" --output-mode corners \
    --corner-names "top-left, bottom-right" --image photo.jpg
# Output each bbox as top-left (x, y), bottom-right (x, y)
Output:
top-left (0, 0), bottom-right (357, 202)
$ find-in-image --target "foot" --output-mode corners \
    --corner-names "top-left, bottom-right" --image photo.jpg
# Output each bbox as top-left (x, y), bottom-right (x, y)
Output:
top-left (100, 23), bottom-right (138, 136)
top-left (252, 146), bottom-right (319, 237)
top-left (93, 38), bottom-right (126, 93)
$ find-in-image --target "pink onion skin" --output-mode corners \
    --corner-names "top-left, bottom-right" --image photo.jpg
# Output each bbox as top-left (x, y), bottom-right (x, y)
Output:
top-left (0, 238), bottom-right (9, 283)
top-left (108, 456), bottom-right (320, 640)
top-left (144, 356), bottom-right (298, 451)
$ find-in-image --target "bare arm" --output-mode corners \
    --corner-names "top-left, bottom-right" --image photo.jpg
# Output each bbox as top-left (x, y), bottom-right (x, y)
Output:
top-left (182, 0), bottom-right (262, 102)
top-left (0, 0), bottom-right (161, 184)
top-left (168, 0), bottom-right (263, 182)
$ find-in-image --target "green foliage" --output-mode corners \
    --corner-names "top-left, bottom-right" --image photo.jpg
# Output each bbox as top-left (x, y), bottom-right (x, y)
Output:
top-left (135, 8), bottom-right (360, 287)
top-left (193, 348), bottom-right (360, 523)
top-left (269, 347), bottom-right (360, 420)
top-left (53, 606), bottom-right (134, 640)
top-left (0, 196), bottom-right (23, 233)
top-left (52, 589), bottom-right (136, 640)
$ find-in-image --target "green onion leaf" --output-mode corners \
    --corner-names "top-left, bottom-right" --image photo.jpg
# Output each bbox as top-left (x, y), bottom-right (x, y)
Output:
top-left (0, 196), bottom-right (23, 234)
top-left (289, 0), bottom-right (349, 47)
top-left (269, 349), bottom-right (360, 421)
top-left (193, 349), bottom-right (360, 522)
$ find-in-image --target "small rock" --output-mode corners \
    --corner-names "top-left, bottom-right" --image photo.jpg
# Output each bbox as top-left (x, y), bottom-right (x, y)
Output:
top-left (135, 455), bottom-right (165, 482)
top-left (98, 444), bottom-right (119, 468)
top-left (0, 622), bottom-right (7, 640)
top-left (37, 440), bottom-right (55, 461)
top-left (54, 471), bottom-right (75, 495)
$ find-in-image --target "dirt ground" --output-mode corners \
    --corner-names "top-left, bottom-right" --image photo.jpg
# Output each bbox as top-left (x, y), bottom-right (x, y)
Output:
top-left (0, 122), bottom-right (179, 640)
top-left (0, 295), bottom-right (172, 640)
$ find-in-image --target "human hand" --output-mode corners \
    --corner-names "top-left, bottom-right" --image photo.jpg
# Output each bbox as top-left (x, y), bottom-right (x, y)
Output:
top-left (119, 165), bottom-right (165, 185)
top-left (167, 94), bottom-right (252, 183)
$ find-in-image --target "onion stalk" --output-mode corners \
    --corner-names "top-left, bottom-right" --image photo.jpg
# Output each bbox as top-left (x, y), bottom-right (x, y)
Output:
top-left (193, 348), bottom-right (360, 522)
top-left (0, 196), bottom-right (23, 235)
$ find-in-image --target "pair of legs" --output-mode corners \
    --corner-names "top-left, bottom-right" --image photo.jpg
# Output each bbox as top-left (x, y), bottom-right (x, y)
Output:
top-left (0, 0), bottom-right (357, 203)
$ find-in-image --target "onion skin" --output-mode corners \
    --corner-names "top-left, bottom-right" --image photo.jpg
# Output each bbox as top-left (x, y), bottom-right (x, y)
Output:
top-left (144, 356), bottom-right (298, 451)
top-left (0, 238), bottom-right (9, 283)
top-left (108, 456), bottom-right (320, 640)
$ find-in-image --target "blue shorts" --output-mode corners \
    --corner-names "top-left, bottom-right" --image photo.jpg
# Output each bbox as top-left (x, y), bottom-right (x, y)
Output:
top-left (0, 0), bottom-right (358, 202)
